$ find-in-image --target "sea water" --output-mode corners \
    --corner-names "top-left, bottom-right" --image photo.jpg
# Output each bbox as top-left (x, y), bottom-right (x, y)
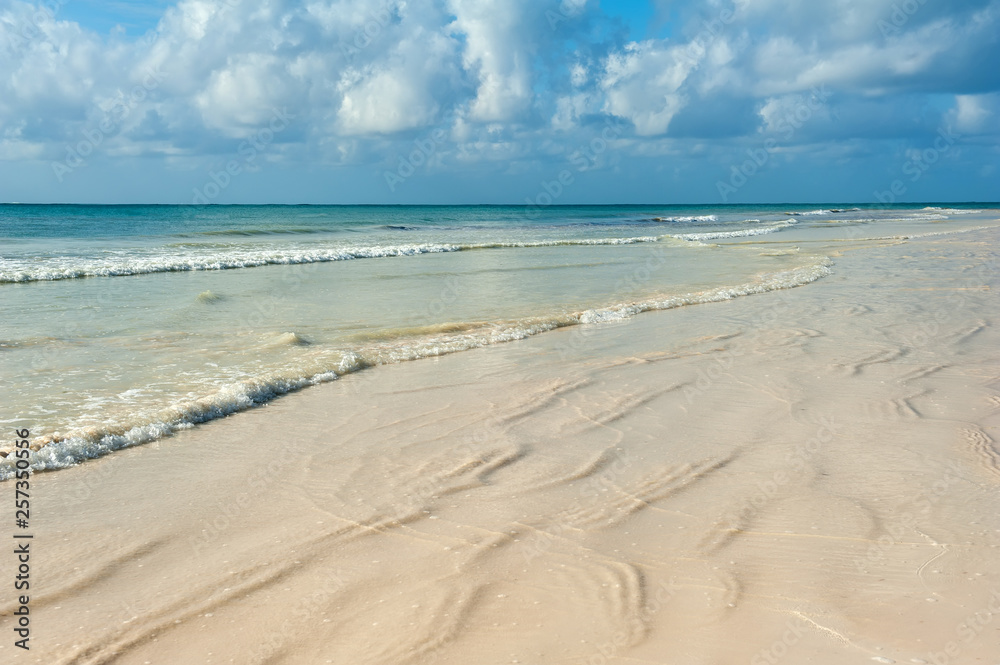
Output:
top-left (0, 203), bottom-right (993, 477)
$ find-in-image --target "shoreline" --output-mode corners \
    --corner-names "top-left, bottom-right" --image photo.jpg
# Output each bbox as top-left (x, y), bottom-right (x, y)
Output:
top-left (3, 225), bottom-right (1000, 664)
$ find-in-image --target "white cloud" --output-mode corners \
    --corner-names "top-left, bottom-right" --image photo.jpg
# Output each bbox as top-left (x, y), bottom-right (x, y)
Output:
top-left (196, 53), bottom-right (292, 130)
top-left (600, 41), bottom-right (696, 136)
top-left (447, 0), bottom-right (548, 123)
top-left (950, 93), bottom-right (1000, 134)
top-left (0, 0), bottom-right (998, 173)
top-left (338, 65), bottom-right (436, 134)
top-left (551, 93), bottom-right (591, 131)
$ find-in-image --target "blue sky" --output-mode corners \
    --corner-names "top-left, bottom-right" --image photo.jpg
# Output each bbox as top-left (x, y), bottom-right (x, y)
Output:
top-left (1, 0), bottom-right (998, 204)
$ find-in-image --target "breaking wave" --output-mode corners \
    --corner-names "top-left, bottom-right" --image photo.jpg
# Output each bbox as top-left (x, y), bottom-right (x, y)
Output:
top-left (0, 259), bottom-right (833, 478)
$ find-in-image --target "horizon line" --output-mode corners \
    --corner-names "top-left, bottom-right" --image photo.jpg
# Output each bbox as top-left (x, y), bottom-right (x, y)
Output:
top-left (2, 201), bottom-right (998, 207)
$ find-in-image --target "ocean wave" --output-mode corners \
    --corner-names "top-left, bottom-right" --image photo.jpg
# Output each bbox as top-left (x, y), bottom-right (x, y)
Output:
top-left (186, 227), bottom-right (337, 236)
top-left (859, 225), bottom-right (991, 241)
top-left (785, 209), bottom-right (832, 216)
top-left (472, 237), bottom-right (663, 248)
top-left (0, 236), bottom-right (667, 284)
top-left (670, 221), bottom-right (795, 241)
top-left (579, 260), bottom-right (831, 323)
top-left (649, 215), bottom-right (718, 223)
top-left (921, 207), bottom-right (983, 215)
top-left (0, 258), bottom-right (833, 479)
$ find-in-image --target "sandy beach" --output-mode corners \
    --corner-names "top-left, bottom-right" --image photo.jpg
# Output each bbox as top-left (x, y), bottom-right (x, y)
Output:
top-left (3, 223), bottom-right (1000, 665)
top-left (4, 0), bottom-right (1000, 660)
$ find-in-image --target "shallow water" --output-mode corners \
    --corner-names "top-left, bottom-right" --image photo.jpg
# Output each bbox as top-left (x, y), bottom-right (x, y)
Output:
top-left (0, 203), bottom-right (994, 476)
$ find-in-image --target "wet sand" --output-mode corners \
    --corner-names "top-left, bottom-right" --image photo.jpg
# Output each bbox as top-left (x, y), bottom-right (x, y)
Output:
top-left (4, 225), bottom-right (1000, 665)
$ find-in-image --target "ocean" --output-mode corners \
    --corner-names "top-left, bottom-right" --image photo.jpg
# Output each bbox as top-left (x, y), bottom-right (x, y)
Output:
top-left (0, 203), bottom-right (992, 478)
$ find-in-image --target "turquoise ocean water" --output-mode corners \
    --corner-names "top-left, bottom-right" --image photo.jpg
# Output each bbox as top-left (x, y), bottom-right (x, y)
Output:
top-left (0, 203), bottom-right (994, 477)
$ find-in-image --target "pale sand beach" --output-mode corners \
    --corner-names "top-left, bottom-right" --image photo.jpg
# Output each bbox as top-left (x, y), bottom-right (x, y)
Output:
top-left (4, 225), bottom-right (1000, 664)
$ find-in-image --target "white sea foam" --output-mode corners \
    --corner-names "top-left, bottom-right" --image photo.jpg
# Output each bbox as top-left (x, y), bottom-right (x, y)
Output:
top-left (785, 209), bottom-right (832, 216)
top-left (671, 221), bottom-right (795, 241)
top-left (921, 207), bottom-right (983, 215)
top-left (473, 237), bottom-right (662, 248)
top-left (0, 258), bottom-right (834, 479)
top-left (650, 215), bottom-right (718, 223)
top-left (0, 237), bottom-right (668, 283)
top-left (579, 260), bottom-right (832, 323)
top-left (8, 372), bottom-right (342, 477)
top-left (859, 225), bottom-right (992, 241)
top-left (0, 244), bottom-right (462, 283)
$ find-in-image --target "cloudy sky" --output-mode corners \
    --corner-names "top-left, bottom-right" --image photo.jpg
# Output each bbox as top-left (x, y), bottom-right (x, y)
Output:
top-left (1, 0), bottom-right (997, 204)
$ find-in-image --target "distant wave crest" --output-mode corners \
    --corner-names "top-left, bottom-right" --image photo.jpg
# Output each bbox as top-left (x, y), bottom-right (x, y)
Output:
top-left (0, 237), bottom-right (668, 284)
top-left (671, 220), bottom-right (795, 241)
top-left (649, 215), bottom-right (718, 223)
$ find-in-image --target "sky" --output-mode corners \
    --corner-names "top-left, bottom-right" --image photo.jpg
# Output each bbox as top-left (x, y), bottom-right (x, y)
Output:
top-left (0, 0), bottom-right (998, 204)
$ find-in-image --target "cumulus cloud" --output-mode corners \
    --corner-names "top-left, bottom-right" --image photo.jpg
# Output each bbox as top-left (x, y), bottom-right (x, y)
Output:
top-left (949, 93), bottom-right (1000, 135)
top-left (447, 0), bottom-right (540, 122)
top-left (600, 40), bottom-right (696, 136)
top-left (0, 0), bottom-right (997, 189)
top-left (336, 23), bottom-right (459, 134)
